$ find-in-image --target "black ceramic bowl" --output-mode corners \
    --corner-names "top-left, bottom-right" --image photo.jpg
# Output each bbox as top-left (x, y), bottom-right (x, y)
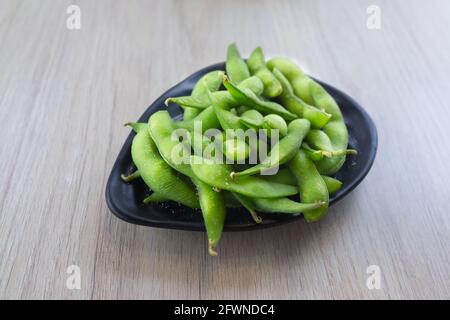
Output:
top-left (106, 62), bottom-right (377, 231)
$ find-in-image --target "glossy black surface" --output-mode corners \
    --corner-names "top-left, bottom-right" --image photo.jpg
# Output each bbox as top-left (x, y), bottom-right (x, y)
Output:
top-left (105, 62), bottom-right (378, 231)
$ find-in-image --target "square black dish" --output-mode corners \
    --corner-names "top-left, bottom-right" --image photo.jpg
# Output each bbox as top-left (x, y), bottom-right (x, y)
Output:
top-left (105, 62), bottom-right (377, 231)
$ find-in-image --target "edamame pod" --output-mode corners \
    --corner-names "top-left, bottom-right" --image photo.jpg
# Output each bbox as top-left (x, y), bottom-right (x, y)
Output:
top-left (130, 128), bottom-right (199, 208)
top-left (267, 57), bottom-right (349, 175)
top-left (261, 167), bottom-right (342, 195)
top-left (190, 155), bottom-right (298, 198)
top-left (247, 47), bottom-right (282, 98)
top-left (148, 111), bottom-right (195, 178)
top-left (289, 150), bottom-right (329, 222)
top-left (232, 192), bottom-right (262, 224)
top-left (226, 43), bottom-right (250, 84)
top-left (223, 76), bottom-right (297, 121)
top-left (272, 68), bottom-right (331, 129)
top-left (252, 197), bottom-right (326, 215)
top-left (192, 177), bottom-right (226, 256)
top-left (184, 70), bottom-right (224, 120)
top-left (231, 119), bottom-right (310, 177)
top-left (167, 76), bottom-right (264, 110)
top-left (321, 176), bottom-right (342, 195)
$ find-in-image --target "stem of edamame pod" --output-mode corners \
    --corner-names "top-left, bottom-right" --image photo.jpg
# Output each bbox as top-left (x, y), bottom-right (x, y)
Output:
top-left (232, 192), bottom-right (262, 223)
top-left (302, 142), bottom-right (357, 161)
top-left (120, 170), bottom-right (141, 183)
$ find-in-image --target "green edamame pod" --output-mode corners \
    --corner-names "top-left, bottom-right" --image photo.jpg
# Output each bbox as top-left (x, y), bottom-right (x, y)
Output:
top-left (143, 192), bottom-right (169, 204)
top-left (261, 167), bottom-right (297, 186)
top-left (302, 140), bottom-right (357, 161)
top-left (232, 119), bottom-right (310, 177)
top-left (174, 107), bottom-right (221, 133)
top-left (192, 177), bottom-right (226, 256)
top-left (252, 197), bottom-right (325, 215)
top-left (209, 89), bottom-right (247, 131)
top-left (261, 167), bottom-right (343, 195)
top-left (321, 176), bottom-right (342, 195)
top-left (222, 191), bottom-right (241, 207)
top-left (223, 76), bottom-right (297, 121)
top-left (240, 109), bottom-right (264, 128)
top-left (167, 76), bottom-right (263, 111)
top-left (190, 155), bottom-right (298, 198)
top-left (130, 128), bottom-right (199, 208)
top-left (224, 138), bottom-right (249, 162)
top-left (247, 47), bottom-right (282, 98)
top-left (148, 111), bottom-right (195, 178)
top-left (289, 150), bottom-right (329, 222)
top-left (184, 70), bottom-right (224, 120)
top-left (262, 114), bottom-right (288, 137)
top-left (226, 43), bottom-right (250, 84)
top-left (272, 68), bottom-right (331, 129)
top-left (267, 58), bottom-right (349, 175)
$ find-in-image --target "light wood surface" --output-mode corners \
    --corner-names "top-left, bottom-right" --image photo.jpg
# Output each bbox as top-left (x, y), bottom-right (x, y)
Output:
top-left (1, 0), bottom-right (449, 300)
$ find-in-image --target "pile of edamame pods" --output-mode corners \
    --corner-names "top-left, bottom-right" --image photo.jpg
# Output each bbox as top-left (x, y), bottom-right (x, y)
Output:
top-left (122, 43), bottom-right (356, 256)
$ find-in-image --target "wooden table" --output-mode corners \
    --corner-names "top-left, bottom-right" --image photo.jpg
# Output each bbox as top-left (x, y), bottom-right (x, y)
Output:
top-left (1, 0), bottom-right (449, 299)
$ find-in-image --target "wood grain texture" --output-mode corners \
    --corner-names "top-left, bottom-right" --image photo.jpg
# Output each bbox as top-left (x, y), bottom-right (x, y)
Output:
top-left (0, 0), bottom-right (449, 299)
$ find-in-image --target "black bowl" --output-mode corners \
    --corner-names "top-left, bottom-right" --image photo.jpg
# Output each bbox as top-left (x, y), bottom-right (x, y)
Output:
top-left (105, 62), bottom-right (377, 231)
